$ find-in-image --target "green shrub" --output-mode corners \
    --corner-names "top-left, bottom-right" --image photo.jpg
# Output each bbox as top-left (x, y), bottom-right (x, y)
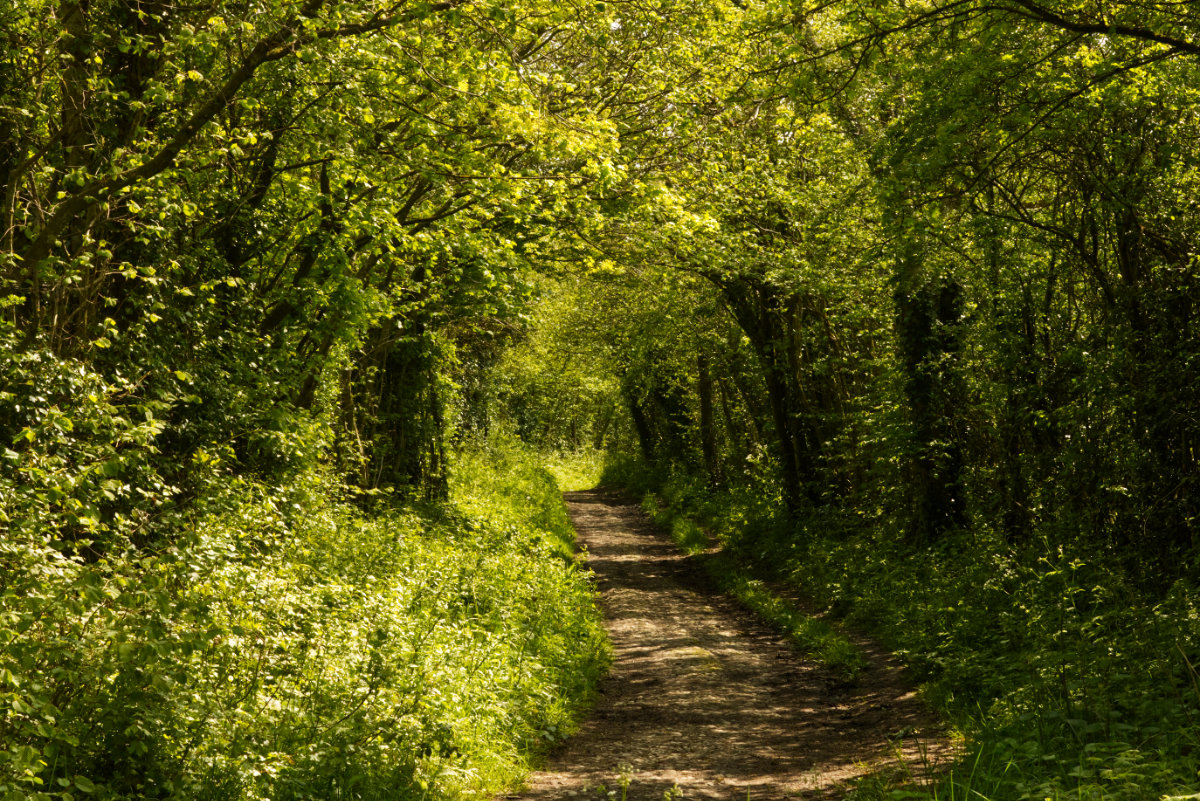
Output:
top-left (0, 447), bottom-right (607, 800)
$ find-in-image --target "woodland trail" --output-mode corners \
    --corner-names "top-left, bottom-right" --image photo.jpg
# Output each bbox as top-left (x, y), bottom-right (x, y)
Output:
top-left (510, 489), bottom-right (957, 801)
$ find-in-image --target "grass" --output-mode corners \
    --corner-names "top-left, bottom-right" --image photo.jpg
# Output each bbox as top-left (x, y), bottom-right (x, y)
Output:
top-left (0, 437), bottom-right (609, 801)
top-left (543, 448), bottom-right (607, 492)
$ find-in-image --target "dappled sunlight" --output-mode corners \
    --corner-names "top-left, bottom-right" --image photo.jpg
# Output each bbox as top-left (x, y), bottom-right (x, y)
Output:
top-left (511, 491), bottom-right (956, 801)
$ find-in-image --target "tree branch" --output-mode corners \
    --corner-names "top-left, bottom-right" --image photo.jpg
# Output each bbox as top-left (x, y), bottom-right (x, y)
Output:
top-left (998, 0), bottom-right (1200, 56)
top-left (16, 0), bottom-right (466, 271)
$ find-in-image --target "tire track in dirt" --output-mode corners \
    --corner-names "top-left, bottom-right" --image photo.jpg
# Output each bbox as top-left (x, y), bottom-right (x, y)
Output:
top-left (509, 489), bottom-right (957, 801)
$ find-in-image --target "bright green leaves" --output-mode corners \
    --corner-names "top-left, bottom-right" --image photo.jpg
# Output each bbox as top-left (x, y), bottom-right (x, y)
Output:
top-left (0, 450), bottom-right (605, 800)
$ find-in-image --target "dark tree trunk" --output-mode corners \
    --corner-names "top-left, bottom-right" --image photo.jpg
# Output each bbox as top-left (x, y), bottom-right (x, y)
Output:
top-left (698, 353), bottom-right (720, 486)
top-left (894, 273), bottom-right (969, 543)
top-left (719, 279), bottom-right (821, 516)
top-left (626, 388), bottom-right (656, 461)
top-left (349, 320), bottom-right (448, 502)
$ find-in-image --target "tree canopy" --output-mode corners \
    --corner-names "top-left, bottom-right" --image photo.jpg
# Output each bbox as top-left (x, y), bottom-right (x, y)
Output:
top-left (4, 0), bottom-right (1200, 798)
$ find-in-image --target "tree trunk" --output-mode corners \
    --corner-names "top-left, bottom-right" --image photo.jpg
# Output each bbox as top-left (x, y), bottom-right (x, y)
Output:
top-left (697, 352), bottom-right (720, 485)
top-left (894, 264), bottom-right (969, 543)
top-left (720, 279), bottom-right (820, 516)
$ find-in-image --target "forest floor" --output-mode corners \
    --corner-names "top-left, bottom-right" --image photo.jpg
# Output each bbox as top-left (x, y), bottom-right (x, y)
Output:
top-left (508, 489), bottom-right (958, 801)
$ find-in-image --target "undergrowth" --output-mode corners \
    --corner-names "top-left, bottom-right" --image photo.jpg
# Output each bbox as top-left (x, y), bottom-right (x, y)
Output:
top-left (601, 456), bottom-right (1200, 801)
top-left (542, 449), bottom-right (607, 493)
top-left (0, 439), bottom-right (608, 800)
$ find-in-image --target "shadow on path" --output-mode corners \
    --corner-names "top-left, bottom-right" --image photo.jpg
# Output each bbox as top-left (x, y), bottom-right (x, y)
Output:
top-left (508, 489), bottom-right (956, 801)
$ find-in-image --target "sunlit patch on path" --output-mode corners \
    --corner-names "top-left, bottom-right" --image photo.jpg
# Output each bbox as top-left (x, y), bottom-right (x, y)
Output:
top-left (508, 489), bottom-right (957, 801)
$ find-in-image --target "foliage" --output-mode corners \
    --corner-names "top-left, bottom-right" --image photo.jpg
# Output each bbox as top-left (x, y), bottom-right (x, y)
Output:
top-left (452, 433), bottom-right (591, 560)
top-left (2, 1), bottom-right (629, 791)
top-left (8, 0), bottom-right (1200, 798)
top-left (2, 0), bottom-right (626, 506)
top-left (845, 541), bottom-right (1200, 801)
top-left (478, 277), bottom-right (629, 455)
top-left (0, 450), bottom-right (607, 800)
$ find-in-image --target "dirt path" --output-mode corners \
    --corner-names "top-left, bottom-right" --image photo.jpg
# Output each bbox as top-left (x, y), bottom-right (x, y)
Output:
top-left (510, 489), bottom-right (956, 801)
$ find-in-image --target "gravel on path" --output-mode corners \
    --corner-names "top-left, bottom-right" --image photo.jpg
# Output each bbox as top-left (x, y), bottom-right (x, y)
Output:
top-left (509, 489), bottom-right (956, 801)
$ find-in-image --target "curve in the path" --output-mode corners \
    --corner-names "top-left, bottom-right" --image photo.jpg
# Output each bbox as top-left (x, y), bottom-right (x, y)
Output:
top-left (510, 489), bottom-right (954, 801)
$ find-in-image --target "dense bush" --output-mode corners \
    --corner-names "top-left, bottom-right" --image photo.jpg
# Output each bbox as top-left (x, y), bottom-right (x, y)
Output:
top-left (790, 519), bottom-right (1200, 801)
top-left (0, 446), bottom-right (607, 801)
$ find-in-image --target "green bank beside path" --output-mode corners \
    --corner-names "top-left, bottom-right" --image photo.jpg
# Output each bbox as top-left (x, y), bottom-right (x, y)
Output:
top-left (0, 440), bottom-right (608, 801)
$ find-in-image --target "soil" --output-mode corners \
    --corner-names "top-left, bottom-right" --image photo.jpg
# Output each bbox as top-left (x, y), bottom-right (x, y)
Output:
top-left (507, 489), bottom-right (958, 801)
